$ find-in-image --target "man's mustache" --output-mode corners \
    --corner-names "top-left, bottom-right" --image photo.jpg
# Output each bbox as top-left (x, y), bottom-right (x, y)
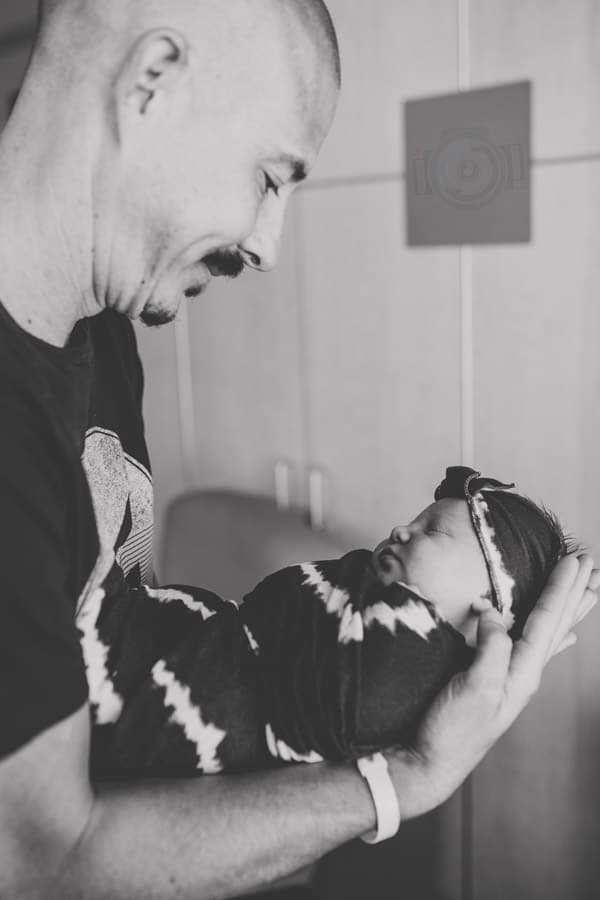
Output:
top-left (202, 249), bottom-right (245, 279)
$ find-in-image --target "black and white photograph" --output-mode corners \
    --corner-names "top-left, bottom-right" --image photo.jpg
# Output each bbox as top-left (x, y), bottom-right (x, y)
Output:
top-left (0, 2), bottom-right (599, 899)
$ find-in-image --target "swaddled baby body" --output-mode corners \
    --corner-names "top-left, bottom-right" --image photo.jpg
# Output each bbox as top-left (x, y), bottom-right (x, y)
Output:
top-left (85, 466), bottom-right (572, 779)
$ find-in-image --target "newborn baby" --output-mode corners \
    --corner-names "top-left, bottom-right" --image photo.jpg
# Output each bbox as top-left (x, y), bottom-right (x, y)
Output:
top-left (85, 466), bottom-right (572, 778)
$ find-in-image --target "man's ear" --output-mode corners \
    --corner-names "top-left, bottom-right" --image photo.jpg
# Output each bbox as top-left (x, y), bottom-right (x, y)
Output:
top-left (116, 29), bottom-right (188, 122)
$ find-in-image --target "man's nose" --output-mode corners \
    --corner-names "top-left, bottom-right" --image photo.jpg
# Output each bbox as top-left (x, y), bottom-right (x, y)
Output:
top-left (238, 198), bottom-right (285, 272)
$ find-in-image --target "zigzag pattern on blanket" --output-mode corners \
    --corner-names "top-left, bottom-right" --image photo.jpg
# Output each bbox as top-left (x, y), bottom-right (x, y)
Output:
top-left (86, 562), bottom-right (268, 778)
top-left (85, 551), bottom-right (473, 779)
top-left (242, 551), bottom-right (473, 762)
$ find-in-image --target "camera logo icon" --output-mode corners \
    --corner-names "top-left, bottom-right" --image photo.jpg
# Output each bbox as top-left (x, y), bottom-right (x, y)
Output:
top-left (411, 127), bottom-right (527, 209)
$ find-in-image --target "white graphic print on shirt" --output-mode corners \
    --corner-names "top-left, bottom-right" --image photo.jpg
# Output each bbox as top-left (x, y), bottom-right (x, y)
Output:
top-left (81, 426), bottom-right (153, 587)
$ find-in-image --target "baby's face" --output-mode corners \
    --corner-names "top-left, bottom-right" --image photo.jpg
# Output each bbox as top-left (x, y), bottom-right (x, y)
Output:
top-left (372, 498), bottom-right (492, 637)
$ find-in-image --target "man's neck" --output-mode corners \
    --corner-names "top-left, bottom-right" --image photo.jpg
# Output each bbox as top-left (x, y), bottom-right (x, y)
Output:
top-left (0, 104), bottom-right (98, 348)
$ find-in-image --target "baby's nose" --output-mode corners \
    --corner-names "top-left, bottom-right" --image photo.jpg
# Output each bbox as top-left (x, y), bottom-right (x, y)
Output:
top-left (390, 525), bottom-right (411, 544)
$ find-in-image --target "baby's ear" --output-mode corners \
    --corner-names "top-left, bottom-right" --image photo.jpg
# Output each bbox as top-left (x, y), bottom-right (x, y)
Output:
top-left (470, 594), bottom-right (494, 615)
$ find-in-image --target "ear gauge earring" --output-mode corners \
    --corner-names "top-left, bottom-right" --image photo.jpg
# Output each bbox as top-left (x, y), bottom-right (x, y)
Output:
top-left (138, 70), bottom-right (161, 114)
top-left (140, 89), bottom-right (153, 114)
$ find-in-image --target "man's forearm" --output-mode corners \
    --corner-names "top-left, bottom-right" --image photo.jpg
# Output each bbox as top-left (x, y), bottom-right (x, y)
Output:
top-left (52, 760), bottom-right (379, 900)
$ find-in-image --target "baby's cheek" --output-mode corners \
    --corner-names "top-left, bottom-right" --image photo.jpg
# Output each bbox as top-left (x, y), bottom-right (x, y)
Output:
top-left (421, 577), bottom-right (449, 614)
top-left (417, 560), bottom-right (461, 618)
top-left (436, 564), bottom-right (481, 628)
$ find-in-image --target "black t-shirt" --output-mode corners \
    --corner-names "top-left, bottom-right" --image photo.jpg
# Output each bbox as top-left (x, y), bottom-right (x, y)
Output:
top-left (82, 310), bottom-right (153, 590)
top-left (0, 302), bottom-right (152, 760)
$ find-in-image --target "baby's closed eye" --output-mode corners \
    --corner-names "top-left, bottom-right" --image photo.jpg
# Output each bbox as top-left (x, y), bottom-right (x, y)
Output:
top-left (425, 525), bottom-right (449, 537)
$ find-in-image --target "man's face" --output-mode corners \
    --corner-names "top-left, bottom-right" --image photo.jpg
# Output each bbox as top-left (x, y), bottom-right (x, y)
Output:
top-left (104, 13), bottom-right (339, 326)
top-left (372, 499), bottom-right (492, 632)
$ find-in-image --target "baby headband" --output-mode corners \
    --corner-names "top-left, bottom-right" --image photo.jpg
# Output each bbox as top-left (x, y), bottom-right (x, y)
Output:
top-left (434, 466), bottom-right (566, 636)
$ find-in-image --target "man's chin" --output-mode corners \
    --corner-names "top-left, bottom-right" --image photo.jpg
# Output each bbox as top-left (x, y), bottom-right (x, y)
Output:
top-left (139, 280), bottom-right (212, 326)
top-left (139, 305), bottom-right (177, 328)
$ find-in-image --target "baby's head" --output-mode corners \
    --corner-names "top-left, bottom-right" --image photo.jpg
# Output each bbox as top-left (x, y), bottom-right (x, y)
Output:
top-left (373, 466), bottom-right (576, 644)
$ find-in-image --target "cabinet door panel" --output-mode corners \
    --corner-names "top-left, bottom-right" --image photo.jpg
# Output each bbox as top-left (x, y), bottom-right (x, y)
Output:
top-left (300, 182), bottom-right (462, 545)
top-left (186, 201), bottom-right (305, 501)
top-left (311, 0), bottom-right (458, 181)
top-left (471, 162), bottom-right (600, 900)
top-left (470, 0), bottom-right (600, 159)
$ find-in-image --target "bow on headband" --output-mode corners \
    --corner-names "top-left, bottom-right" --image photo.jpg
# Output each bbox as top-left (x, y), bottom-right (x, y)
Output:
top-left (435, 466), bottom-right (566, 637)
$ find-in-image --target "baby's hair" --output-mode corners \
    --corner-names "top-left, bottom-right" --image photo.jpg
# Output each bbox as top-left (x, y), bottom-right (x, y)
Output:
top-left (506, 495), bottom-right (582, 640)
top-left (539, 504), bottom-right (585, 559)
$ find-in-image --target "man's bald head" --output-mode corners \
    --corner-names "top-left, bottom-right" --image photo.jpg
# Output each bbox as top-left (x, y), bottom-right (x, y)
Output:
top-left (36, 0), bottom-right (340, 87)
top-left (283, 0), bottom-right (341, 86)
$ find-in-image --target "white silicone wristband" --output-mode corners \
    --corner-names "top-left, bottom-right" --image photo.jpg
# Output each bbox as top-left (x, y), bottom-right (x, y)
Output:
top-left (356, 753), bottom-right (401, 844)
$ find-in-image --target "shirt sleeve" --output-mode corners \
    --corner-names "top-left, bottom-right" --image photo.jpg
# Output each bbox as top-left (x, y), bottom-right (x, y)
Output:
top-left (0, 397), bottom-right (89, 760)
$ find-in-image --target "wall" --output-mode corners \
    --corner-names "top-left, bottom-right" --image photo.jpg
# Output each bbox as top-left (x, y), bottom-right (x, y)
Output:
top-left (1, 2), bottom-right (599, 898)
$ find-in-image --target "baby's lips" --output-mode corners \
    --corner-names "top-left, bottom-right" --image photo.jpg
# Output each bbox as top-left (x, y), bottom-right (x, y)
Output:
top-left (375, 546), bottom-right (406, 580)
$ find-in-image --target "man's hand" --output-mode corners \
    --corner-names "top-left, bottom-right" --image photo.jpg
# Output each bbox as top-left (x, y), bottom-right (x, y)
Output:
top-left (386, 554), bottom-right (598, 819)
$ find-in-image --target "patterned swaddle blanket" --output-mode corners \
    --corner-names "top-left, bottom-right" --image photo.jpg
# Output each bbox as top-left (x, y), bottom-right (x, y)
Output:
top-left (81, 550), bottom-right (473, 778)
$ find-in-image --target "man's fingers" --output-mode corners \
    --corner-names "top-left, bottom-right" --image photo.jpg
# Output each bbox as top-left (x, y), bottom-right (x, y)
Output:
top-left (520, 555), bottom-right (590, 666)
top-left (570, 554), bottom-right (595, 602)
top-left (507, 555), bottom-right (594, 711)
top-left (517, 555), bottom-right (578, 655)
top-left (572, 589), bottom-right (598, 627)
top-left (548, 554), bottom-right (594, 658)
top-left (505, 556), bottom-right (579, 707)
top-left (467, 607), bottom-right (512, 698)
top-left (544, 552), bottom-right (581, 596)
top-left (587, 568), bottom-right (600, 592)
top-left (548, 588), bottom-right (598, 658)
top-left (551, 631), bottom-right (577, 657)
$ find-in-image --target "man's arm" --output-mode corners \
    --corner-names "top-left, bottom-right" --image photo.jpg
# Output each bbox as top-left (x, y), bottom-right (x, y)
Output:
top-left (1, 555), bottom-right (596, 900)
top-left (0, 703), bottom-right (379, 900)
